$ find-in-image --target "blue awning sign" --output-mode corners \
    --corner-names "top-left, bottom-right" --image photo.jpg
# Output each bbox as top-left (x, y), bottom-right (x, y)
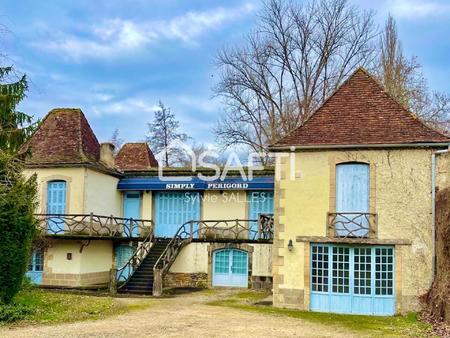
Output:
top-left (117, 176), bottom-right (273, 191)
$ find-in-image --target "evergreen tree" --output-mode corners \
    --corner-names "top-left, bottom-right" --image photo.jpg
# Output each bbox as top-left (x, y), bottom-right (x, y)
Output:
top-left (146, 101), bottom-right (188, 166)
top-left (0, 66), bottom-right (37, 303)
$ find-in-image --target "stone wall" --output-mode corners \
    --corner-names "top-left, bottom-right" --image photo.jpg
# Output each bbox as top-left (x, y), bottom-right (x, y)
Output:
top-left (163, 272), bottom-right (208, 288)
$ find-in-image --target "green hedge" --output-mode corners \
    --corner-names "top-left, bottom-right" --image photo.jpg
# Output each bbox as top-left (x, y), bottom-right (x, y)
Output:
top-left (0, 153), bottom-right (37, 304)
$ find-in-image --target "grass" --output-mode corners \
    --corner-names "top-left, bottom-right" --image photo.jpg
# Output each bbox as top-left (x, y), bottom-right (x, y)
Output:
top-left (1, 288), bottom-right (154, 326)
top-left (207, 290), bottom-right (435, 337)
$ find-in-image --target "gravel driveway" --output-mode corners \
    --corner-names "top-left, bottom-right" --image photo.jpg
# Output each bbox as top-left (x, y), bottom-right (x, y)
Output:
top-left (0, 290), bottom-right (357, 338)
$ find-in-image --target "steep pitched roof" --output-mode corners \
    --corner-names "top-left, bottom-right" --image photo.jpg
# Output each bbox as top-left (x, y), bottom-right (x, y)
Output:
top-left (115, 143), bottom-right (159, 171)
top-left (24, 108), bottom-right (102, 165)
top-left (272, 68), bottom-right (450, 149)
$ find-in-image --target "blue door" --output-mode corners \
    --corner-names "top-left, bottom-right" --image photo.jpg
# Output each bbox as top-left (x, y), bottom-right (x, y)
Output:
top-left (310, 244), bottom-right (395, 316)
top-left (47, 181), bottom-right (66, 234)
top-left (115, 244), bottom-right (135, 282)
top-left (26, 249), bottom-right (44, 285)
top-left (336, 163), bottom-right (369, 237)
top-left (212, 249), bottom-right (248, 287)
top-left (154, 192), bottom-right (200, 237)
top-left (123, 192), bottom-right (141, 237)
top-left (248, 191), bottom-right (274, 239)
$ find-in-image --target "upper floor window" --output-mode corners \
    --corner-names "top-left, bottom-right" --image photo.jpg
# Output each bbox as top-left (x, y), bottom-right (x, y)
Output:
top-left (47, 180), bottom-right (67, 214)
top-left (336, 163), bottom-right (369, 213)
top-left (335, 163), bottom-right (370, 237)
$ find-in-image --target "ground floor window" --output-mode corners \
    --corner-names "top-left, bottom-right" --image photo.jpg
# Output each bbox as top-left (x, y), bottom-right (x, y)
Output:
top-left (26, 248), bottom-right (44, 284)
top-left (310, 244), bottom-right (395, 316)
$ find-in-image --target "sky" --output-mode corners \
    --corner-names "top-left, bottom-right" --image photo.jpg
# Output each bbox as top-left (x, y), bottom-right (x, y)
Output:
top-left (1, 0), bottom-right (450, 146)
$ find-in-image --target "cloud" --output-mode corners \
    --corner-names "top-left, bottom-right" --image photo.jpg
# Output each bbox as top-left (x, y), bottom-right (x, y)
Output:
top-left (388, 0), bottom-right (450, 19)
top-left (33, 3), bottom-right (255, 61)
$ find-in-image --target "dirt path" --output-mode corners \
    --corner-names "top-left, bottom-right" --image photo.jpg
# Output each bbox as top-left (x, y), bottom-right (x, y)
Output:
top-left (0, 290), bottom-right (358, 338)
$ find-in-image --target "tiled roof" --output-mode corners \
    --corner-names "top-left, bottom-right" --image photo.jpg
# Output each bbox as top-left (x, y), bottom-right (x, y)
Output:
top-left (24, 108), bottom-right (101, 165)
top-left (272, 68), bottom-right (450, 148)
top-left (115, 143), bottom-right (159, 171)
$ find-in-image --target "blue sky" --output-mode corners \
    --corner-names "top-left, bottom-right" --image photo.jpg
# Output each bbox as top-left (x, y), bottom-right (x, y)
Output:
top-left (1, 0), bottom-right (450, 146)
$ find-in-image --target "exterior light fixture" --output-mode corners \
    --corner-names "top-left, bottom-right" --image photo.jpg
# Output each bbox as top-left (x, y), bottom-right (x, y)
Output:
top-left (288, 239), bottom-right (293, 252)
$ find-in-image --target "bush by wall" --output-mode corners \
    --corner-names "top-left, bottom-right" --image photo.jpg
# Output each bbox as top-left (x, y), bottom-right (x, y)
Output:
top-left (0, 153), bottom-right (37, 304)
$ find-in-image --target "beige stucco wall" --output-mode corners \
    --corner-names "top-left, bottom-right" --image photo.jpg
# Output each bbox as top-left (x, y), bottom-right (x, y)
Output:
top-left (43, 240), bottom-right (113, 287)
top-left (84, 169), bottom-right (121, 216)
top-left (274, 148), bottom-right (439, 313)
top-left (141, 191), bottom-right (153, 220)
top-left (170, 243), bottom-right (209, 273)
top-left (24, 167), bottom-right (87, 214)
top-left (202, 191), bottom-right (248, 220)
top-left (169, 242), bottom-right (272, 277)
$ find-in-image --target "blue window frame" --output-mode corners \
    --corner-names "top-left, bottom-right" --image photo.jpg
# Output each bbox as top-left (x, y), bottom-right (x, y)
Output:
top-left (336, 163), bottom-right (370, 237)
top-left (310, 244), bottom-right (395, 316)
top-left (47, 180), bottom-right (67, 234)
top-left (26, 249), bottom-right (44, 285)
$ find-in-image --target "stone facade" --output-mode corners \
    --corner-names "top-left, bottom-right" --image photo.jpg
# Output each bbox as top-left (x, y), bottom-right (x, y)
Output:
top-left (163, 272), bottom-right (208, 289)
top-left (42, 271), bottom-right (110, 287)
top-left (251, 276), bottom-right (273, 290)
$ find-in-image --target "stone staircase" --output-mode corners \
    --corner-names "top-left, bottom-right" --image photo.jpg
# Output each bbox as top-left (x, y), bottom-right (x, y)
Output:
top-left (118, 238), bottom-right (172, 295)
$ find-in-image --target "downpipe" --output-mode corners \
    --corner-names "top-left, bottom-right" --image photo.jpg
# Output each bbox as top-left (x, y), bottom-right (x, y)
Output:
top-left (431, 146), bottom-right (450, 283)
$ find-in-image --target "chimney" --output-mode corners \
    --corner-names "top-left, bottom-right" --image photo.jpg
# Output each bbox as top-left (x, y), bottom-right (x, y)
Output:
top-left (100, 142), bottom-right (115, 168)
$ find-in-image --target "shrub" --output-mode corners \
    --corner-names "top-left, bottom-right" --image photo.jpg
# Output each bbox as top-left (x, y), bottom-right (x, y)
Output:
top-left (0, 153), bottom-right (37, 304)
top-left (0, 303), bottom-right (33, 323)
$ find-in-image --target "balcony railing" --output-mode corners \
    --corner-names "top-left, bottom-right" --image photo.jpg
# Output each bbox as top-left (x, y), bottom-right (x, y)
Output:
top-left (35, 213), bottom-right (154, 239)
top-left (327, 212), bottom-right (377, 238)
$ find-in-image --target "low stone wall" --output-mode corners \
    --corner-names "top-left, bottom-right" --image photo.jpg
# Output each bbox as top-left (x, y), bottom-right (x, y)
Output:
top-left (251, 276), bottom-right (273, 290)
top-left (163, 272), bottom-right (208, 289)
top-left (42, 271), bottom-right (110, 287)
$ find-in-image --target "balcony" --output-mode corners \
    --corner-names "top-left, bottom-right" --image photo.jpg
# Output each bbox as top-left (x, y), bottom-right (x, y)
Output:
top-left (35, 213), bottom-right (153, 240)
top-left (327, 212), bottom-right (377, 239)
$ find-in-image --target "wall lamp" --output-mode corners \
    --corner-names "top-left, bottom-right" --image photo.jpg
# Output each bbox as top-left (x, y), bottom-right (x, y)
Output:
top-left (288, 239), bottom-right (293, 252)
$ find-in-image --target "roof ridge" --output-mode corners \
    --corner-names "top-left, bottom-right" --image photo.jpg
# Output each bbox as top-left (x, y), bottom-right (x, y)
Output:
top-left (270, 68), bottom-right (450, 148)
top-left (271, 68), bottom-right (367, 147)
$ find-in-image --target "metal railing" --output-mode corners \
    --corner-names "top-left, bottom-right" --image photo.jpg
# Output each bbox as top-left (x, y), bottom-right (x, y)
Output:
top-left (35, 213), bottom-right (154, 239)
top-left (152, 214), bottom-right (274, 296)
top-left (327, 212), bottom-right (377, 238)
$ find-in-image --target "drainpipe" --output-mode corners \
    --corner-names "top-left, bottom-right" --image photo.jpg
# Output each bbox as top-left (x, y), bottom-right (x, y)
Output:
top-left (431, 146), bottom-right (450, 282)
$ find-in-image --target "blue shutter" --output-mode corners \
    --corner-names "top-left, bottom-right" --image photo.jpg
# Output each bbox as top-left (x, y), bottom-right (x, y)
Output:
top-left (154, 192), bottom-right (200, 238)
top-left (47, 181), bottom-right (67, 234)
top-left (248, 191), bottom-right (274, 239)
top-left (336, 163), bottom-right (369, 213)
top-left (336, 164), bottom-right (369, 237)
top-left (123, 192), bottom-right (141, 237)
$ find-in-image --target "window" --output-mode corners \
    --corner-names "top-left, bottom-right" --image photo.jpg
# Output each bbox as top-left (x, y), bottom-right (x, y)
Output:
top-left (47, 180), bottom-right (67, 214)
top-left (335, 163), bottom-right (370, 237)
top-left (28, 249), bottom-right (44, 272)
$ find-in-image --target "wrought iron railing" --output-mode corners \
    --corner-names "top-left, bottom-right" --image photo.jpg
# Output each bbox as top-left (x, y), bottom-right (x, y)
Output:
top-left (35, 213), bottom-right (154, 239)
top-left (327, 212), bottom-right (377, 238)
top-left (152, 214), bottom-right (274, 296)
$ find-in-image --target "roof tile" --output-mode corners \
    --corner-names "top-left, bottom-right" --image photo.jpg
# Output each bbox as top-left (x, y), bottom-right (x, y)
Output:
top-left (115, 143), bottom-right (158, 171)
top-left (272, 69), bottom-right (450, 148)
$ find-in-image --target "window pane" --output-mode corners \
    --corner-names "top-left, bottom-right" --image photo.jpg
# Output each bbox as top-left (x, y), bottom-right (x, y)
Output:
top-left (311, 245), bottom-right (329, 292)
top-left (332, 247), bottom-right (350, 294)
top-left (375, 247), bottom-right (394, 296)
top-left (354, 247), bottom-right (371, 295)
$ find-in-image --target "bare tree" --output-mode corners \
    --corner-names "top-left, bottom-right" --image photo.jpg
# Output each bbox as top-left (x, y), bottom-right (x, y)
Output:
top-left (376, 15), bottom-right (450, 132)
top-left (146, 101), bottom-right (188, 167)
top-left (214, 0), bottom-right (378, 158)
top-left (109, 128), bottom-right (124, 154)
